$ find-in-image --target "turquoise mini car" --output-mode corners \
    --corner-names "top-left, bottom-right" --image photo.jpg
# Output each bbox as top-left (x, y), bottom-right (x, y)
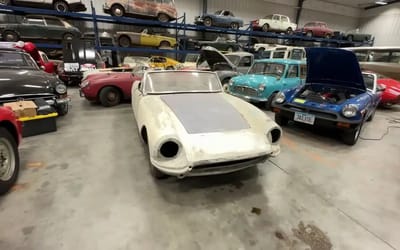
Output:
top-left (228, 59), bottom-right (307, 109)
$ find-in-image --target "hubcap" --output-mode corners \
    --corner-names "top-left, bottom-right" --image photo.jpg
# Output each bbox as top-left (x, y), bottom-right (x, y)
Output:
top-left (115, 8), bottom-right (122, 16)
top-left (0, 138), bottom-right (15, 182)
top-left (6, 34), bottom-right (15, 41)
top-left (107, 92), bottom-right (117, 102)
top-left (56, 4), bottom-right (66, 12)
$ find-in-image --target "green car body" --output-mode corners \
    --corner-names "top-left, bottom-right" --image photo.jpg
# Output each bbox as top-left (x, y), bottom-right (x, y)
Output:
top-left (0, 15), bottom-right (81, 42)
top-left (228, 59), bottom-right (307, 106)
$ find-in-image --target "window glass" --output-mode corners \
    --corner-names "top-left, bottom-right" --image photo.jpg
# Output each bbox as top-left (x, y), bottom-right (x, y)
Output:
top-left (248, 62), bottom-right (285, 77)
top-left (363, 73), bottom-right (375, 90)
top-left (225, 55), bottom-right (240, 66)
top-left (238, 56), bottom-right (252, 67)
top-left (27, 18), bottom-right (45, 25)
top-left (305, 22), bottom-right (315, 27)
top-left (260, 51), bottom-right (271, 59)
top-left (287, 65), bottom-right (299, 78)
top-left (45, 18), bottom-right (63, 26)
top-left (0, 51), bottom-right (37, 69)
top-left (290, 49), bottom-right (304, 60)
top-left (282, 16), bottom-right (289, 22)
top-left (389, 51), bottom-right (400, 63)
top-left (272, 51), bottom-right (286, 59)
top-left (370, 51), bottom-right (390, 62)
top-left (272, 15), bottom-right (280, 21)
top-left (300, 65), bottom-right (307, 79)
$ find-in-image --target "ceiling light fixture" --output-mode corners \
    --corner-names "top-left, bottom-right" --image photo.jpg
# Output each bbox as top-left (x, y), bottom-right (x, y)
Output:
top-left (375, 0), bottom-right (388, 5)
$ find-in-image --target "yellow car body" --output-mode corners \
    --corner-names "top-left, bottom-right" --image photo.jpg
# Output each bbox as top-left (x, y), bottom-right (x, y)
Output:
top-left (116, 30), bottom-right (177, 48)
top-left (148, 56), bottom-right (181, 70)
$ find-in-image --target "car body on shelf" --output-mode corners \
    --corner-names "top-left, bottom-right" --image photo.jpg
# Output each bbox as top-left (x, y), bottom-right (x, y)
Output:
top-left (251, 14), bottom-right (297, 34)
top-left (131, 70), bottom-right (282, 179)
top-left (224, 51), bottom-right (254, 74)
top-left (1, 0), bottom-right (86, 12)
top-left (197, 36), bottom-right (242, 52)
top-left (271, 48), bottom-right (383, 145)
top-left (103, 0), bottom-right (177, 22)
top-left (344, 29), bottom-right (374, 43)
top-left (374, 73), bottom-right (400, 108)
top-left (296, 21), bottom-right (334, 38)
top-left (116, 29), bottom-right (176, 48)
top-left (228, 59), bottom-right (306, 108)
top-left (148, 56), bottom-right (180, 70)
top-left (80, 69), bottom-right (141, 107)
top-left (194, 10), bottom-right (244, 29)
top-left (0, 106), bottom-right (22, 195)
top-left (122, 56), bottom-right (149, 67)
top-left (0, 15), bottom-right (81, 42)
top-left (0, 47), bottom-right (70, 115)
top-left (254, 45), bottom-right (306, 61)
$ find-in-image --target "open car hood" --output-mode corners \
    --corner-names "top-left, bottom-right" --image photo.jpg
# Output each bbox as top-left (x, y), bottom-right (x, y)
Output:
top-left (197, 46), bottom-right (236, 71)
top-left (306, 48), bottom-right (366, 90)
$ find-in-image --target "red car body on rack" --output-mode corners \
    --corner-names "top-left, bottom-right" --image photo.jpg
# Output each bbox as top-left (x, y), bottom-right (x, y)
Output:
top-left (376, 74), bottom-right (400, 108)
top-left (79, 71), bottom-right (142, 107)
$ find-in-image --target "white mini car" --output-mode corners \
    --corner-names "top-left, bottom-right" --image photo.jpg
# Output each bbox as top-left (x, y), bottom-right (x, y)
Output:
top-left (131, 70), bottom-right (282, 179)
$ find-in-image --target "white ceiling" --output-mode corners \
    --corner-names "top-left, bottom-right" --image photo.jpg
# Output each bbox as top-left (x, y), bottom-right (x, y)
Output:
top-left (319, 0), bottom-right (386, 8)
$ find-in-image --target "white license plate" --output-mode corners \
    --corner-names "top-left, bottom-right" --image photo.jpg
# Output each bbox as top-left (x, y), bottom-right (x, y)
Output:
top-left (294, 112), bottom-right (315, 125)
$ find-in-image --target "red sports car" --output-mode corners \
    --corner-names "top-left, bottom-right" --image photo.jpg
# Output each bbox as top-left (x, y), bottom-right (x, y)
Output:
top-left (0, 106), bottom-right (22, 195)
top-left (376, 73), bottom-right (400, 108)
top-left (79, 71), bottom-right (142, 107)
top-left (296, 21), bottom-right (334, 38)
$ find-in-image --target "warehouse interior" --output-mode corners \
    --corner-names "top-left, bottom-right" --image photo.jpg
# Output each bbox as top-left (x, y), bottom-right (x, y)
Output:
top-left (0, 0), bottom-right (399, 250)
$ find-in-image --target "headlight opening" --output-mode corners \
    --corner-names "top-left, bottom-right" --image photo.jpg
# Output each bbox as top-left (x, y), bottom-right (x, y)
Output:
top-left (268, 128), bottom-right (282, 144)
top-left (55, 84), bottom-right (67, 94)
top-left (159, 140), bottom-right (180, 158)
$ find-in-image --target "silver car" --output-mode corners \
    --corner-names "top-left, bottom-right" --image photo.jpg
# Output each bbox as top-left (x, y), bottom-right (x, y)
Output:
top-left (0, 0), bottom-right (86, 12)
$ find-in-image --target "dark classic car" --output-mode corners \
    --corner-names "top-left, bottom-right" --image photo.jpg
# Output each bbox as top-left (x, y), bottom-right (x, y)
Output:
top-left (197, 36), bottom-right (242, 52)
top-left (0, 0), bottom-right (86, 12)
top-left (271, 48), bottom-right (382, 145)
top-left (195, 10), bottom-right (244, 29)
top-left (0, 15), bottom-right (81, 42)
top-left (0, 48), bottom-right (69, 115)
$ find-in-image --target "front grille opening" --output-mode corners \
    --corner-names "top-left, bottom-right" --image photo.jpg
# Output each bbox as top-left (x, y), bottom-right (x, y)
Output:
top-left (160, 141), bottom-right (179, 158)
top-left (195, 156), bottom-right (266, 170)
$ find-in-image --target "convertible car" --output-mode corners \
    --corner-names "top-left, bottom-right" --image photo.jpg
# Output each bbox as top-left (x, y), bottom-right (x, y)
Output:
top-left (116, 29), bottom-right (176, 49)
top-left (271, 48), bottom-right (383, 145)
top-left (228, 58), bottom-right (306, 109)
top-left (0, 106), bottom-right (22, 195)
top-left (131, 70), bottom-right (282, 179)
top-left (194, 10), bottom-right (244, 29)
top-left (80, 69), bottom-right (141, 107)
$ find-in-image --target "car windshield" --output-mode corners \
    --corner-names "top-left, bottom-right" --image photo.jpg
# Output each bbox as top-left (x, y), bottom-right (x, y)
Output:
top-left (248, 62), bottom-right (285, 77)
top-left (0, 51), bottom-right (39, 69)
top-left (362, 73), bottom-right (375, 90)
top-left (184, 54), bottom-right (200, 63)
top-left (225, 55), bottom-right (240, 66)
top-left (144, 71), bottom-right (222, 94)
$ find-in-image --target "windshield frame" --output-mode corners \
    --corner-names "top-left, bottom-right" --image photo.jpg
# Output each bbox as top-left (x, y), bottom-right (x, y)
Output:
top-left (142, 71), bottom-right (223, 95)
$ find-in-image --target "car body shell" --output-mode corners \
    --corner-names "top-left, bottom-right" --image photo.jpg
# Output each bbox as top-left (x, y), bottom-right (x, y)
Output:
top-left (297, 21), bottom-right (334, 38)
top-left (148, 56), bottom-right (180, 70)
top-left (376, 75), bottom-right (400, 107)
top-left (131, 70), bottom-right (281, 177)
top-left (80, 71), bottom-right (141, 102)
top-left (4, 0), bottom-right (86, 12)
top-left (116, 31), bottom-right (176, 48)
top-left (0, 107), bottom-right (22, 146)
top-left (344, 30), bottom-right (374, 42)
top-left (228, 59), bottom-right (306, 102)
top-left (272, 48), bottom-right (381, 134)
top-left (0, 15), bottom-right (81, 42)
top-left (103, 0), bottom-right (177, 20)
top-left (195, 10), bottom-right (244, 28)
top-left (251, 14), bottom-right (297, 32)
top-left (197, 36), bottom-right (242, 52)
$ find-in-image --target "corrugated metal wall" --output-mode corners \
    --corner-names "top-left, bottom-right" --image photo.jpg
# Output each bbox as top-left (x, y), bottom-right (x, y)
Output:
top-left (359, 3), bottom-right (400, 46)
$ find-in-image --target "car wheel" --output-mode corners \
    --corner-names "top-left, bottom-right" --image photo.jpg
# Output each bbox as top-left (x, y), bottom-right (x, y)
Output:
top-left (159, 41), bottom-right (171, 48)
top-left (306, 31), bottom-right (313, 37)
top-left (54, 0), bottom-right (69, 12)
top-left (166, 66), bottom-right (174, 70)
top-left (118, 35), bottom-right (131, 48)
top-left (325, 34), bottom-right (332, 39)
top-left (381, 102), bottom-right (393, 109)
top-left (286, 27), bottom-right (293, 35)
top-left (342, 122), bottom-right (363, 146)
top-left (347, 35), bottom-right (353, 42)
top-left (56, 103), bottom-right (69, 116)
top-left (63, 33), bottom-right (74, 41)
top-left (111, 4), bottom-right (125, 17)
top-left (203, 17), bottom-right (212, 27)
top-left (0, 127), bottom-right (20, 196)
top-left (265, 92), bottom-right (277, 110)
top-left (3, 30), bottom-right (18, 42)
top-left (99, 86), bottom-right (121, 107)
top-left (230, 22), bottom-right (239, 29)
top-left (222, 78), bottom-right (230, 92)
top-left (262, 24), bottom-right (269, 32)
top-left (157, 13), bottom-right (170, 22)
top-left (275, 113), bottom-right (289, 126)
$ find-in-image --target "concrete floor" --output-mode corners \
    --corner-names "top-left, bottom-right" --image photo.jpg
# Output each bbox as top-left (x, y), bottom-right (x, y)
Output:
top-left (0, 88), bottom-right (399, 250)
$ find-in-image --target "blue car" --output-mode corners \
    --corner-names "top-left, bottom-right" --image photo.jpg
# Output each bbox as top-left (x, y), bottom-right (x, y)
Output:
top-left (194, 10), bottom-right (244, 29)
top-left (228, 59), bottom-right (307, 109)
top-left (271, 47), bottom-right (383, 145)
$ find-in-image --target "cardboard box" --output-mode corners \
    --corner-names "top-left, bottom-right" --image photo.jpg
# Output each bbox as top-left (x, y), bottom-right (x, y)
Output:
top-left (4, 101), bottom-right (37, 118)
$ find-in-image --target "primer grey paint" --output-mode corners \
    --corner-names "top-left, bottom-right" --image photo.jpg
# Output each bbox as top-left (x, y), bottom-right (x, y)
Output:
top-left (160, 93), bottom-right (250, 134)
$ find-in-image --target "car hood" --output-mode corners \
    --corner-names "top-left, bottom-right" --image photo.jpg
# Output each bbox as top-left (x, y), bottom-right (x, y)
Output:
top-left (232, 74), bottom-right (278, 88)
top-left (0, 69), bottom-right (57, 100)
top-left (197, 47), bottom-right (236, 71)
top-left (86, 72), bottom-right (132, 83)
top-left (306, 48), bottom-right (366, 90)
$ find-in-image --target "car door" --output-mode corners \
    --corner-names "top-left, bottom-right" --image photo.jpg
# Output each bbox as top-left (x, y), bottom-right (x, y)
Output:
top-left (43, 17), bottom-right (66, 40)
top-left (140, 30), bottom-right (158, 47)
top-left (281, 64), bottom-right (301, 89)
top-left (19, 16), bottom-right (46, 39)
top-left (144, 0), bottom-right (158, 17)
top-left (270, 15), bottom-right (281, 30)
top-left (280, 16), bottom-right (289, 31)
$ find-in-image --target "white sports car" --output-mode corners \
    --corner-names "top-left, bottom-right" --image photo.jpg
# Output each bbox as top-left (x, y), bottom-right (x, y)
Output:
top-left (131, 71), bottom-right (282, 179)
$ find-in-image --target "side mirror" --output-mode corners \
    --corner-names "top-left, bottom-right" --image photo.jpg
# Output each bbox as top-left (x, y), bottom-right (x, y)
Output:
top-left (133, 80), bottom-right (142, 90)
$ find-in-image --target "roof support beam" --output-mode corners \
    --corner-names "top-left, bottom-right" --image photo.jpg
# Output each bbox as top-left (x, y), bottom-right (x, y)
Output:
top-left (295, 0), bottom-right (305, 24)
top-left (364, 0), bottom-right (400, 10)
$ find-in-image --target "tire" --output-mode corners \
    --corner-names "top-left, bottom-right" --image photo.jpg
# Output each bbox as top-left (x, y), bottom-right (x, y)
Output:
top-left (287, 27), bottom-right (293, 35)
top-left (118, 35), bottom-right (131, 48)
top-left (111, 4), bottom-right (125, 17)
top-left (275, 113), bottom-right (289, 126)
top-left (56, 103), bottom-right (69, 116)
top-left (99, 87), bottom-right (121, 107)
top-left (63, 33), bottom-right (74, 41)
top-left (230, 22), bottom-right (239, 29)
top-left (165, 66), bottom-right (174, 70)
top-left (157, 13), bottom-right (169, 22)
top-left (203, 17), bottom-right (212, 27)
top-left (53, 0), bottom-right (69, 12)
top-left (262, 24), bottom-right (269, 32)
top-left (0, 127), bottom-right (20, 196)
top-left (2, 30), bottom-right (18, 42)
top-left (222, 78), bottom-right (230, 92)
top-left (342, 122), bottom-right (363, 146)
top-left (325, 34), bottom-right (332, 39)
top-left (265, 92), bottom-right (277, 110)
top-left (306, 31), bottom-right (313, 37)
top-left (381, 103), bottom-right (393, 109)
top-left (159, 41), bottom-right (171, 48)
top-left (347, 35), bottom-right (353, 42)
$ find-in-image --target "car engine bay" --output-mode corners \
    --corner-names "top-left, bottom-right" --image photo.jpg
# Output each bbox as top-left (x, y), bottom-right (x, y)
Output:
top-left (296, 85), bottom-right (361, 104)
